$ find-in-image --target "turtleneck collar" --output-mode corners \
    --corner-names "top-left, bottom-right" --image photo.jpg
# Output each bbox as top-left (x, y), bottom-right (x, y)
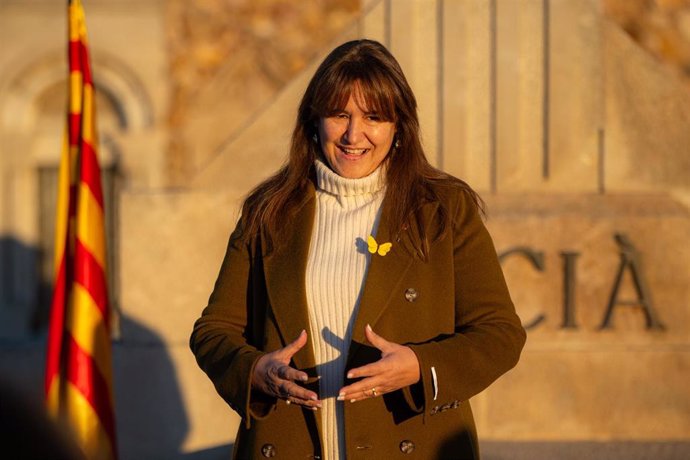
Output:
top-left (314, 158), bottom-right (386, 197)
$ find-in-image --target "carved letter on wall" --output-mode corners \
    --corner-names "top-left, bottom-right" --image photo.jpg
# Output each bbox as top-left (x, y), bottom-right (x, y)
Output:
top-left (499, 247), bottom-right (546, 330)
top-left (560, 252), bottom-right (580, 329)
top-left (599, 233), bottom-right (665, 330)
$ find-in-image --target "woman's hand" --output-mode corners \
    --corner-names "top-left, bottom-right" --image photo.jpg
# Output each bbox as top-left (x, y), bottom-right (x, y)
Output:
top-left (251, 330), bottom-right (322, 410)
top-left (338, 324), bottom-right (420, 402)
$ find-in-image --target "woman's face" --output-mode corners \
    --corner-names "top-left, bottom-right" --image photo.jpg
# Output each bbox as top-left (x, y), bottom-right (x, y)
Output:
top-left (318, 89), bottom-right (396, 179)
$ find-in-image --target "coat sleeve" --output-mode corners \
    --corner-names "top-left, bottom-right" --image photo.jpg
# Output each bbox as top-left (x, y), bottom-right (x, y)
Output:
top-left (189, 223), bottom-right (273, 424)
top-left (406, 189), bottom-right (526, 413)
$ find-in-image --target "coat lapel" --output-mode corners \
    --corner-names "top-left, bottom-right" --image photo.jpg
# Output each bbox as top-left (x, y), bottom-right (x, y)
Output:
top-left (347, 196), bottom-right (439, 365)
top-left (262, 186), bottom-right (317, 371)
top-left (262, 183), bottom-right (441, 372)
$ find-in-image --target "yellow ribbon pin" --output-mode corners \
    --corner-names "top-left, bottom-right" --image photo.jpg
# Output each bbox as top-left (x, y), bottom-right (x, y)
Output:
top-left (367, 235), bottom-right (392, 256)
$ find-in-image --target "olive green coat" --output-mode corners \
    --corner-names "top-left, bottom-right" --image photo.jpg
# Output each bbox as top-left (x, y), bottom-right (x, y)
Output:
top-left (190, 179), bottom-right (526, 460)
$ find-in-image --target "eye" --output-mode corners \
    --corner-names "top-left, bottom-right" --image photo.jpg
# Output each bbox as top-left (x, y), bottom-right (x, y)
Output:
top-left (366, 113), bottom-right (382, 122)
top-left (327, 111), bottom-right (348, 120)
top-left (325, 109), bottom-right (347, 119)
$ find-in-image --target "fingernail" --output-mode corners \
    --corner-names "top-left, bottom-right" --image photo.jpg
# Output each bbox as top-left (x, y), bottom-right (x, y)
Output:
top-left (337, 394), bottom-right (345, 401)
top-left (347, 372), bottom-right (354, 379)
top-left (310, 395), bottom-right (318, 401)
top-left (300, 375), bottom-right (308, 382)
top-left (350, 398), bottom-right (356, 403)
top-left (366, 324), bottom-right (372, 332)
top-left (311, 406), bottom-right (318, 411)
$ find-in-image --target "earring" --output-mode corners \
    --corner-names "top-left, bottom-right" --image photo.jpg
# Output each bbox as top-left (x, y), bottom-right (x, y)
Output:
top-left (312, 133), bottom-right (318, 143)
top-left (394, 138), bottom-right (400, 149)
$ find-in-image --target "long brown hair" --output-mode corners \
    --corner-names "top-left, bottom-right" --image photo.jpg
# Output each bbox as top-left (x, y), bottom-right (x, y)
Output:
top-left (238, 39), bottom-right (483, 259)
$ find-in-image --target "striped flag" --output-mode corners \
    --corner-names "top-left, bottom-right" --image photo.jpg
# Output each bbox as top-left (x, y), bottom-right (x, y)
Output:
top-left (45, 1), bottom-right (118, 459)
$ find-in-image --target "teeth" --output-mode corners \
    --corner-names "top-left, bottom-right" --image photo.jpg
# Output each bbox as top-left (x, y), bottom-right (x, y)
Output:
top-left (340, 147), bottom-right (367, 155)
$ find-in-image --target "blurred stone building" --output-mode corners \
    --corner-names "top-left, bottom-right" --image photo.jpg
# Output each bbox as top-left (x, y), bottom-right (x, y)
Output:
top-left (0, 0), bottom-right (688, 458)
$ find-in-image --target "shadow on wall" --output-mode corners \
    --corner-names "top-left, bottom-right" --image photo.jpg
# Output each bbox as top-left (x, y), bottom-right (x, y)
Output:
top-left (116, 315), bottom-right (230, 459)
top-left (0, 237), bottom-right (52, 338)
top-left (114, 314), bottom-right (189, 460)
top-left (0, 315), bottom-right (195, 459)
top-left (0, 236), bottom-right (233, 458)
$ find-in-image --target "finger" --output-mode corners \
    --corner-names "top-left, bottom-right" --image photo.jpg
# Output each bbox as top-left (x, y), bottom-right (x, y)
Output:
top-left (283, 383), bottom-right (321, 407)
top-left (286, 393), bottom-right (322, 410)
top-left (278, 330), bottom-right (308, 359)
top-left (338, 378), bottom-right (380, 400)
top-left (275, 364), bottom-right (309, 383)
top-left (345, 391), bottom-right (368, 403)
top-left (339, 386), bottom-right (384, 403)
top-left (267, 373), bottom-right (316, 401)
top-left (346, 360), bottom-right (385, 380)
top-left (365, 324), bottom-right (393, 353)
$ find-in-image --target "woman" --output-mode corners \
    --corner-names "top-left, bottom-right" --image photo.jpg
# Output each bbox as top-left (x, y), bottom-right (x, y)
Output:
top-left (190, 39), bottom-right (525, 459)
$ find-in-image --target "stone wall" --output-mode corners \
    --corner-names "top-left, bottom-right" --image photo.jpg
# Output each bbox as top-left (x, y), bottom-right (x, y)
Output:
top-left (0, 0), bottom-right (688, 458)
top-left (165, 0), bottom-right (359, 184)
top-left (603, 0), bottom-right (690, 89)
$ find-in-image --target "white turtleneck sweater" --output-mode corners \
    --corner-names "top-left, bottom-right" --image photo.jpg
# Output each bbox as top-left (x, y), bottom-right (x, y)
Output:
top-left (305, 159), bottom-right (386, 460)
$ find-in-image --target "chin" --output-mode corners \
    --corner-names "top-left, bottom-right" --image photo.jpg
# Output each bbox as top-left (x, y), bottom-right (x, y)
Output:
top-left (340, 169), bottom-right (367, 179)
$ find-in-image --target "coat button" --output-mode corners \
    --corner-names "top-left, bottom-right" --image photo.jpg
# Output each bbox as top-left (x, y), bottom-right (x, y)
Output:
top-left (261, 444), bottom-right (276, 458)
top-left (404, 288), bottom-right (418, 302)
top-left (400, 440), bottom-right (415, 454)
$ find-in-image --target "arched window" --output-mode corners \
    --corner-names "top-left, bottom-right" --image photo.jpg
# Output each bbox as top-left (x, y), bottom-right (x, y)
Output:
top-left (0, 52), bottom-right (152, 341)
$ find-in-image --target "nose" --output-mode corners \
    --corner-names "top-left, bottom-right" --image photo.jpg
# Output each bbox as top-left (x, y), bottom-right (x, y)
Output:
top-left (343, 117), bottom-right (364, 144)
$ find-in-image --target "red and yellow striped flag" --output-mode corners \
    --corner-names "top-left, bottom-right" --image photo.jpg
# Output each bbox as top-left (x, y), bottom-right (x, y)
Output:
top-left (45, 1), bottom-right (118, 459)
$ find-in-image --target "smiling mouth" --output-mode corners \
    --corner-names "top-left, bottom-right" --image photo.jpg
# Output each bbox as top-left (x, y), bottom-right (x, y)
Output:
top-left (338, 146), bottom-right (369, 156)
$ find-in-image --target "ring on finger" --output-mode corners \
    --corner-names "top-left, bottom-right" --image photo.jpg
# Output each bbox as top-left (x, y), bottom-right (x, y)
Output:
top-left (371, 387), bottom-right (378, 397)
